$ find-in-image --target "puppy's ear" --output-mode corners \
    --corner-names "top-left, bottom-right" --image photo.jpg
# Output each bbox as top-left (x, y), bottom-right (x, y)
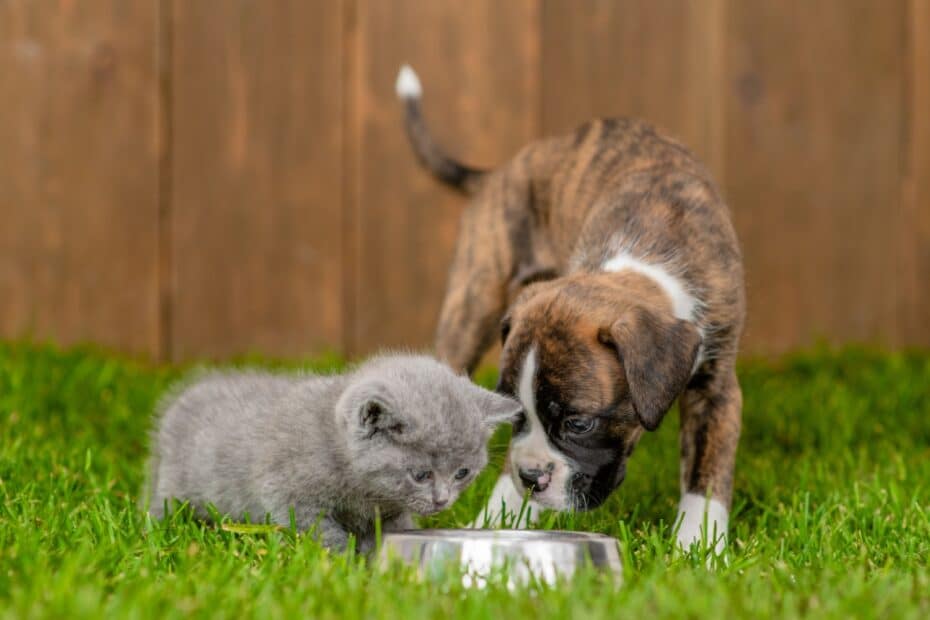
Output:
top-left (508, 264), bottom-right (559, 301)
top-left (599, 307), bottom-right (701, 431)
top-left (511, 276), bottom-right (560, 307)
top-left (478, 390), bottom-right (524, 430)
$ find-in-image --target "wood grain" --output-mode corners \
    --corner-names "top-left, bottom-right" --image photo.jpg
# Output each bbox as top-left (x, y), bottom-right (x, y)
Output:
top-left (726, 0), bottom-right (906, 353)
top-left (351, 0), bottom-right (540, 354)
top-left (899, 0), bottom-right (930, 347)
top-left (0, 0), bottom-right (160, 355)
top-left (541, 0), bottom-right (726, 179)
top-left (1, 1), bottom-right (928, 358)
top-left (170, 0), bottom-right (344, 360)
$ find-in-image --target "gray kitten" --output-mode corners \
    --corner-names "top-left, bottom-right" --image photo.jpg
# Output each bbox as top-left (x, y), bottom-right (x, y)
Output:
top-left (146, 354), bottom-right (520, 551)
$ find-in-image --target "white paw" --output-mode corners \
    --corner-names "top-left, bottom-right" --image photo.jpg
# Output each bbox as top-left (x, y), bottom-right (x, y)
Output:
top-left (676, 493), bottom-right (729, 555)
top-left (470, 474), bottom-right (541, 529)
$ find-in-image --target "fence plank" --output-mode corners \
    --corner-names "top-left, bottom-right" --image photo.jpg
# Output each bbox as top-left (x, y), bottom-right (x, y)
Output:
top-left (0, 1), bottom-right (160, 355)
top-left (351, 0), bottom-right (540, 354)
top-left (0, 0), bottom-right (927, 359)
top-left (170, 0), bottom-right (344, 360)
top-left (899, 0), bottom-right (930, 347)
top-left (541, 0), bottom-right (725, 179)
top-left (726, 0), bottom-right (906, 353)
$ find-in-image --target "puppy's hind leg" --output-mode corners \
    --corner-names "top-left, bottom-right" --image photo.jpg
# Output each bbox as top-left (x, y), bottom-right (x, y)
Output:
top-left (435, 273), bottom-right (507, 376)
top-left (676, 363), bottom-right (742, 555)
top-left (435, 179), bottom-right (522, 375)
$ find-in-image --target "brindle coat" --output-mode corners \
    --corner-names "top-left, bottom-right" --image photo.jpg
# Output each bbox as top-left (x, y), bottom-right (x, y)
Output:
top-left (401, 88), bottom-right (745, 516)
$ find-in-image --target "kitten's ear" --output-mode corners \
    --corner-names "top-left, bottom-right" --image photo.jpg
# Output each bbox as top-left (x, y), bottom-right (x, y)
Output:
top-left (355, 381), bottom-right (406, 437)
top-left (359, 398), bottom-right (406, 437)
top-left (479, 390), bottom-right (523, 429)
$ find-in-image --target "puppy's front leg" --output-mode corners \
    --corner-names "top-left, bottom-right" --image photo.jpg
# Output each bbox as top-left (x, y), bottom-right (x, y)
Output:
top-left (472, 469), bottom-right (542, 529)
top-left (677, 365), bottom-right (742, 554)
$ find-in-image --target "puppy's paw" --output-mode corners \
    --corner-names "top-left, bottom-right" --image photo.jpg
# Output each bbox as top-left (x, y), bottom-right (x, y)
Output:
top-left (675, 493), bottom-right (729, 556)
top-left (469, 474), bottom-right (540, 529)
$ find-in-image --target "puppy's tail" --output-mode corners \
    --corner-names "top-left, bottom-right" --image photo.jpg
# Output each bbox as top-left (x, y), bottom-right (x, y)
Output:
top-left (395, 64), bottom-right (487, 195)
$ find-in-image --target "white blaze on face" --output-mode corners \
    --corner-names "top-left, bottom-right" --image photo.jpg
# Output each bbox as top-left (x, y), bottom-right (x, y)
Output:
top-left (508, 347), bottom-right (574, 510)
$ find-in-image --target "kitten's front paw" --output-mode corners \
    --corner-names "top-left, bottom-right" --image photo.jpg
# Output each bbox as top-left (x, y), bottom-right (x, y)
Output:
top-left (312, 518), bottom-right (351, 552)
top-left (355, 534), bottom-right (377, 555)
top-left (382, 513), bottom-right (416, 532)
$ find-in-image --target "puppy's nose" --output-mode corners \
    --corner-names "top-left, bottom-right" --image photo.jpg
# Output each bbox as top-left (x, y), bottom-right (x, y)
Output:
top-left (518, 468), bottom-right (551, 493)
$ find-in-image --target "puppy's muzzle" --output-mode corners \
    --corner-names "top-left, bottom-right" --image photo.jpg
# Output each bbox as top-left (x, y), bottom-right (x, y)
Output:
top-left (517, 467), bottom-right (552, 493)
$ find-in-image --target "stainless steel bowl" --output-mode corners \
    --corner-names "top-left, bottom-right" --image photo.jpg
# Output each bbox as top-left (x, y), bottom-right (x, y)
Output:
top-left (378, 529), bottom-right (622, 587)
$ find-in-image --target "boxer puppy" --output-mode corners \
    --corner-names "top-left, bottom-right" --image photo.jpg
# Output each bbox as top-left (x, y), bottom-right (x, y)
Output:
top-left (396, 65), bottom-right (744, 553)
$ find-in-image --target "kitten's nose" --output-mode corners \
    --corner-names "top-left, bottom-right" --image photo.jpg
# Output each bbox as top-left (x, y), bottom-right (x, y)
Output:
top-left (518, 467), bottom-right (552, 493)
top-left (433, 486), bottom-right (450, 510)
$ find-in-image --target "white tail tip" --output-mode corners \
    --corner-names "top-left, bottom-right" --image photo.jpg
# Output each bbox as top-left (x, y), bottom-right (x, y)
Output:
top-left (395, 64), bottom-right (422, 100)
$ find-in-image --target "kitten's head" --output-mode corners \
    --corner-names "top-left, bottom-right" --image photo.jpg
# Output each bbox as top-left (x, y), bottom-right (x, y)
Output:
top-left (337, 355), bottom-right (521, 516)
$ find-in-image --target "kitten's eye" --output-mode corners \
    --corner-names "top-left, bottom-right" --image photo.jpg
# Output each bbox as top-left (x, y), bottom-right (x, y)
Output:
top-left (411, 470), bottom-right (433, 483)
top-left (454, 468), bottom-right (470, 480)
top-left (563, 416), bottom-right (596, 435)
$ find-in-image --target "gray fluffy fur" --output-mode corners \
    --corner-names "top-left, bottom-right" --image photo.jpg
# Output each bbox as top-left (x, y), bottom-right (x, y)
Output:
top-left (146, 354), bottom-right (521, 551)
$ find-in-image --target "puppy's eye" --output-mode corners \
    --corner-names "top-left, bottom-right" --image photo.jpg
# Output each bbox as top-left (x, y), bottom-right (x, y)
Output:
top-left (563, 416), bottom-right (596, 435)
top-left (512, 410), bottom-right (527, 434)
top-left (454, 468), bottom-right (470, 480)
top-left (411, 470), bottom-right (433, 483)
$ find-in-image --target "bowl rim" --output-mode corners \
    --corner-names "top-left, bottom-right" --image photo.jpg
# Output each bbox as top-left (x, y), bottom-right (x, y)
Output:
top-left (381, 528), bottom-right (619, 544)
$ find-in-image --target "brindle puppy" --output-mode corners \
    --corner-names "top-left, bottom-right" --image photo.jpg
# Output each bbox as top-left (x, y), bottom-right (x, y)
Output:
top-left (396, 65), bottom-right (745, 552)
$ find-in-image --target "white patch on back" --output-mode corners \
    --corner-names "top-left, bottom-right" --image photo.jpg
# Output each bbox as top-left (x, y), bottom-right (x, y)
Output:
top-left (602, 251), bottom-right (697, 321)
top-left (676, 492), bottom-right (729, 555)
top-left (602, 250), bottom-right (705, 372)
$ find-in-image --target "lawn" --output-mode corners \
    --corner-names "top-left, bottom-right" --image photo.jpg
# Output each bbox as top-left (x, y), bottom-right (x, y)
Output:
top-left (1, 342), bottom-right (929, 619)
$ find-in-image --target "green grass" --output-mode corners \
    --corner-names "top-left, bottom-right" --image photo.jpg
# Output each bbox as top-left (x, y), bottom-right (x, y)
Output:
top-left (1, 342), bottom-right (929, 619)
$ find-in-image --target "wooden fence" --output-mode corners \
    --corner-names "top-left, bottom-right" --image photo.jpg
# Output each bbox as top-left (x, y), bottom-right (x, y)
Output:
top-left (1, 0), bottom-right (928, 361)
